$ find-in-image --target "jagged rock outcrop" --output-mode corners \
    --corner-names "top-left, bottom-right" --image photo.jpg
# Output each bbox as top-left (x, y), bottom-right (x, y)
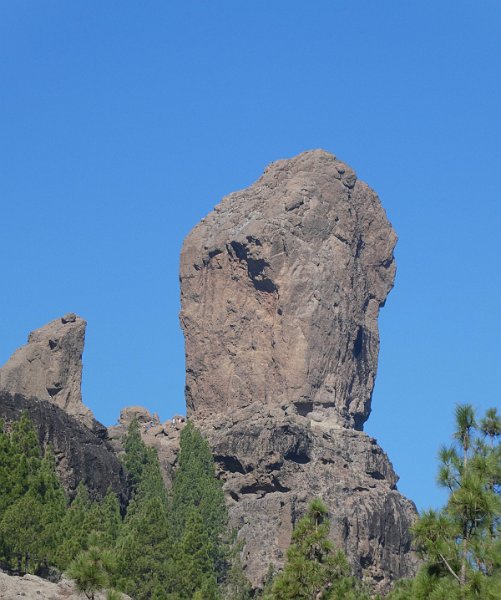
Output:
top-left (108, 406), bottom-right (185, 488)
top-left (0, 313), bottom-right (97, 431)
top-left (0, 391), bottom-right (128, 505)
top-left (180, 150), bottom-right (417, 593)
top-left (207, 404), bottom-right (417, 591)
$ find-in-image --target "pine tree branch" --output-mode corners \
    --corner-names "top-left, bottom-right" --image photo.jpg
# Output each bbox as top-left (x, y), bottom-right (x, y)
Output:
top-left (438, 553), bottom-right (461, 584)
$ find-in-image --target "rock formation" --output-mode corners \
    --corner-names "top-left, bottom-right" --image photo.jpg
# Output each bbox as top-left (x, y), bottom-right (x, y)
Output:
top-left (0, 391), bottom-right (127, 505)
top-left (0, 313), bottom-right (97, 431)
top-left (180, 150), bottom-right (396, 429)
top-left (0, 315), bottom-right (127, 504)
top-left (180, 150), bottom-right (417, 592)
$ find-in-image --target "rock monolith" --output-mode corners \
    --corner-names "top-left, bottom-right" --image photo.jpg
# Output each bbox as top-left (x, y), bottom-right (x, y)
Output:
top-left (180, 150), bottom-right (396, 429)
top-left (179, 150), bottom-right (417, 592)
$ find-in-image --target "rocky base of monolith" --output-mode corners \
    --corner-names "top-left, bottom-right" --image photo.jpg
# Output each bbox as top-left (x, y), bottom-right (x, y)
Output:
top-left (194, 407), bottom-right (417, 594)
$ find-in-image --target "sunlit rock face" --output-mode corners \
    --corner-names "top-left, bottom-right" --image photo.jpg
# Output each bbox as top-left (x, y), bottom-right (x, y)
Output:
top-left (0, 313), bottom-right (97, 430)
top-left (179, 150), bottom-right (417, 593)
top-left (180, 150), bottom-right (397, 430)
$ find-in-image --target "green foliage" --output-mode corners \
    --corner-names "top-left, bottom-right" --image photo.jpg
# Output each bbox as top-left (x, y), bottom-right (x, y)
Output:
top-left (68, 545), bottom-right (116, 600)
top-left (0, 413), bottom-right (122, 582)
top-left (114, 419), bottom-right (171, 599)
top-left (388, 404), bottom-right (501, 600)
top-left (171, 421), bottom-right (226, 546)
top-left (0, 414), bottom-right (66, 572)
top-left (167, 420), bottom-right (228, 599)
top-left (0, 414), bottom-right (239, 599)
top-left (269, 499), bottom-right (369, 600)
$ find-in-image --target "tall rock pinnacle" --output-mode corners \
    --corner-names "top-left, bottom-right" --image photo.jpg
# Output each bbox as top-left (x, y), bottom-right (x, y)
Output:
top-left (0, 313), bottom-right (96, 430)
top-left (180, 149), bottom-right (397, 429)
top-left (179, 150), bottom-right (416, 592)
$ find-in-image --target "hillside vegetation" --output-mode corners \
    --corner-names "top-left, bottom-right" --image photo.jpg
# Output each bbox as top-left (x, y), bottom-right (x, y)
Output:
top-left (0, 405), bottom-right (499, 599)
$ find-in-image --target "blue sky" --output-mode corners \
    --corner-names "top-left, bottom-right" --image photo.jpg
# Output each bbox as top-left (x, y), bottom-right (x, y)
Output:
top-left (1, 1), bottom-right (500, 511)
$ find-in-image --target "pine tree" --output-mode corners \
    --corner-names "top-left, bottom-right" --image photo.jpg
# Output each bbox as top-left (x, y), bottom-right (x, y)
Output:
top-left (270, 499), bottom-right (368, 600)
top-left (169, 509), bottom-right (220, 599)
top-left (169, 421), bottom-right (228, 598)
top-left (114, 419), bottom-right (171, 600)
top-left (90, 488), bottom-right (123, 550)
top-left (0, 415), bottom-right (66, 573)
top-left (389, 405), bottom-right (501, 600)
top-left (68, 545), bottom-right (116, 600)
top-left (171, 423), bottom-right (226, 553)
top-left (56, 482), bottom-right (95, 568)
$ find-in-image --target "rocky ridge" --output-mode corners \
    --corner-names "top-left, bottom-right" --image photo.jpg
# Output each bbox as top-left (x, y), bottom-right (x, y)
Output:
top-left (0, 316), bottom-right (127, 504)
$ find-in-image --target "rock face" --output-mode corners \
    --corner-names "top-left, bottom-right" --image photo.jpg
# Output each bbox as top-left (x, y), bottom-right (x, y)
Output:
top-left (206, 404), bottom-right (417, 592)
top-left (0, 313), bottom-right (96, 430)
top-left (180, 150), bottom-right (396, 429)
top-left (180, 150), bottom-right (417, 592)
top-left (0, 391), bottom-right (128, 505)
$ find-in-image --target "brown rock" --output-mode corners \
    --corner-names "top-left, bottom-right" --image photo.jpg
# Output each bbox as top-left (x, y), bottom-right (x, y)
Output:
top-left (108, 407), bottom-right (184, 489)
top-left (179, 150), bottom-right (417, 593)
top-left (180, 150), bottom-right (396, 429)
top-left (0, 314), bottom-right (96, 430)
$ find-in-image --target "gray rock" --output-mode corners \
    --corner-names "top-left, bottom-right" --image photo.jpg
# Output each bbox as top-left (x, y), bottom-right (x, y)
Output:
top-left (0, 391), bottom-right (128, 506)
top-left (204, 405), bottom-right (418, 593)
top-left (0, 314), bottom-right (96, 430)
top-left (0, 572), bottom-right (131, 600)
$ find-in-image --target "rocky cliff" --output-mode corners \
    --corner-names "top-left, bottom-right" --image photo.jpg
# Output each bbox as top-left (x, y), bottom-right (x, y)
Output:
top-left (0, 316), bottom-right (127, 504)
top-left (0, 390), bottom-right (127, 504)
top-left (0, 150), bottom-right (417, 594)
top-left (180, 150), bottom-right (417, 592)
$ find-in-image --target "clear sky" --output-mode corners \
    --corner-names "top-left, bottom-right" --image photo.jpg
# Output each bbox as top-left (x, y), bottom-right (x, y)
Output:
top-left (1, 1), bottom-right (500, 511)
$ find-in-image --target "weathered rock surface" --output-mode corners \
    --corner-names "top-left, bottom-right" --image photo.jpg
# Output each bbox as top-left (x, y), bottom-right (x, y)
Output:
top-left (180, 150), bottom-right (417, 593)
top-left (0, 314), bottom-right (97, 431)
top-left (205, 405), bottom-right (417, 592)
top-left (0, 572), bottom-right (132, 600)
top-left (0, 391), bottom-right (128, 505)
top-left (180, 150), bottom-right (397, 429)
